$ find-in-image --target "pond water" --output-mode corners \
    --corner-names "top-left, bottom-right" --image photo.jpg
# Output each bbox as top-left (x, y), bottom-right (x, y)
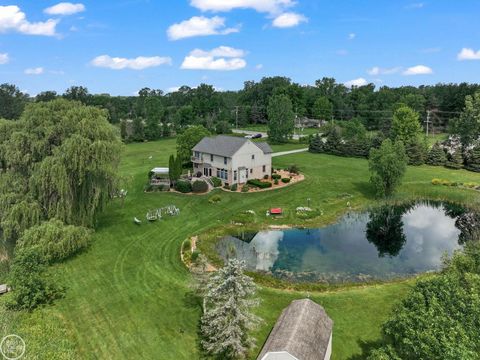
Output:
top-left (217, 202), bottom-right (472, 283)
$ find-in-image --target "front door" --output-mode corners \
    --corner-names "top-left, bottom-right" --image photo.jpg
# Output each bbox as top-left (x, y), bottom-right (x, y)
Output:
top-left (208, 168), bottom-right (212, 176)
top-left (239, 169), bottom-right (247, 184)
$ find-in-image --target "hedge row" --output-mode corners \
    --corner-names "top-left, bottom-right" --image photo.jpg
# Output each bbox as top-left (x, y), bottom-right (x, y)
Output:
top-left (247, 179), bottom-right (272, 189)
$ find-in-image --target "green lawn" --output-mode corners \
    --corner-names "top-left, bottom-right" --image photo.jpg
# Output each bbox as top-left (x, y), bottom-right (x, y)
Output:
top-left (3, 138), bottom-right (480, 359)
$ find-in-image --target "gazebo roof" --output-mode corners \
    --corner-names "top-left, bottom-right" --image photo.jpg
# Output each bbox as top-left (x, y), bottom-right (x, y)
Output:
top-left (151, 167), bottom-right (169, 175)
top-left (257, 299), bottom-right (333, 360)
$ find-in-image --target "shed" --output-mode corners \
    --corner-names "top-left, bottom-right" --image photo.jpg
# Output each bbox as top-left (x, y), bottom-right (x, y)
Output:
top-left (257, 299), bottom-right (333, 360)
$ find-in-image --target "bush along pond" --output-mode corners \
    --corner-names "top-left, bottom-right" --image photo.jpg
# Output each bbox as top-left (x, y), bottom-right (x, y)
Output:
top-left (217, 201), bottom-right (480, 284)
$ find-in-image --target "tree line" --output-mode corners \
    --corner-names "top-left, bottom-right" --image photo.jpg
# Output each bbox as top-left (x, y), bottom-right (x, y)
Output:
top-left (2, 78), bottom-right (480, 141)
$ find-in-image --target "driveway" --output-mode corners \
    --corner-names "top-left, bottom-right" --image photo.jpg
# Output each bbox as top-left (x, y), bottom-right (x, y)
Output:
top-left (232, 129), bottom-right (308, 141)
top-left (272, 148), bottom-right (309, 157)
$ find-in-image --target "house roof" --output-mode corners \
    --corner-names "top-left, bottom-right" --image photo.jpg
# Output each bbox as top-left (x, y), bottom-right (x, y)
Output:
top-left (257, 299), bottom-right (333, 360)
top-left (192, 135), bottom-right (272, 157)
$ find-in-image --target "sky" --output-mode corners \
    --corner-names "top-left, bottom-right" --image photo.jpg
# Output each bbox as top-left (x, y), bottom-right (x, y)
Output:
top-left (1, 0), bottom-right (480, 96)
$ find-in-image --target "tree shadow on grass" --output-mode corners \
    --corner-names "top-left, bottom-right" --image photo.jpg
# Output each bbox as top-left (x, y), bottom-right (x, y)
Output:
top-left (347, 338), bottom-right (384, 360)
top-left (352, 181), bottom-right (376, 199)
top-left (183, 289), bottom-right (202, 310)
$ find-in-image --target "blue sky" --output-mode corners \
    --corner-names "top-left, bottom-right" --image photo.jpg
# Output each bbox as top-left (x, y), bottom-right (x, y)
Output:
top-left (1, 0), bottom-right (480, 95)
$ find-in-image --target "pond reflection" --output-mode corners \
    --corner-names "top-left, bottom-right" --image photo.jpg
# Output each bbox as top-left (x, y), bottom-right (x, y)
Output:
top-left (218, 202), bottom-right (470, 283)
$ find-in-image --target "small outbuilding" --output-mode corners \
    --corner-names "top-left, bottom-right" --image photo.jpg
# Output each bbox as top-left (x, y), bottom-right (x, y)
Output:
top-left (257, 299), bottom-right (333, 360)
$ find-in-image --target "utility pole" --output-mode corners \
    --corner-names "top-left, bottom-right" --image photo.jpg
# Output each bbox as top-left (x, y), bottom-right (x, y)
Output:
top-left (235, 106), bottom-right (239, 129)
top-left (425, 110), bottom-right (431, 137)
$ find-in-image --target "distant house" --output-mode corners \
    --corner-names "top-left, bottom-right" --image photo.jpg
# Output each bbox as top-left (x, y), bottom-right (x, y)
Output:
top-left (257, 299), bottom-right (333, 360)
top-left (191, 135), bottom-right (273, 185)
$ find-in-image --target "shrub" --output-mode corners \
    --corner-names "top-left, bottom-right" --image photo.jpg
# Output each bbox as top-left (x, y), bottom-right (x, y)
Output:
top-left (191, 250), bottom-right (201, 262)
top-left (441, 179), bottom-right (452, 186)
top-left (272, 174), bottom-right (281, 180)
top-left (175, 180), bottom-right (192, 193)
top-left (263, 175), bottom-right (269, 180)
top-left (17, 219), bottom-right (92, 264)
top-left (196, 171), bottom-right (202, 177)
top-left (247, 179), bottom-right (273, 189)
top-left (432, 178), bottom-right (442, 185)
top-left (281, 177), bottom-right (291, 183)
top-left (241, 184), bottom-right (249, 192)
top-left (230, 183), bottom-right (238, 191)
top-left (274, 179), bottom-right (279, 185)
top-left (464, 182), bottom-right (478, 188)
top-left (183, 239), bottom-right (192, 252)
top-left (192, 180), bottom-right (209, 193)
top-left (209, 194), bottom-right (221, 203)
top-left (223, 184), bottom-right (230, 190)
top-left (288, 164), bottom-right (300, 174)
top-left (7, 247), bottom-right (64, 310)
top-left (211, 177), bottom-right (222, 187)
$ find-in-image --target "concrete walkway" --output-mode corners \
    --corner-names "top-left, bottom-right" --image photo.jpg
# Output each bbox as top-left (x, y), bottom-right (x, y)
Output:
top-left (272, 148), bottom-right (309, 157)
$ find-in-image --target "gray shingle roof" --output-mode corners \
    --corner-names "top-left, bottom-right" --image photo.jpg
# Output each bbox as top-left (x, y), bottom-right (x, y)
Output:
top-left (192, 135), bottom-right (272, 157)
top-left (255, 141), bottom-right (273, 154)
top-left (257, 299), bottom-right (333, 360)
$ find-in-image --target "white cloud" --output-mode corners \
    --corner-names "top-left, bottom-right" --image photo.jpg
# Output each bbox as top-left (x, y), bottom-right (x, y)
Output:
top-left (272, 12), bottom-right (307, 28)
top-left (348, 32), bottom-right (356, 40)
top-left (344, 77), bottom-right (368, 87)
top-left (0, 53), bottom-right (9, 64)
top-left (167, 16), bottom-right (239, 40)
top-left (181, 46), bottom-right (247, 71)
top-left (190, 0), bottom-right (295, 14)
top-left (367, 66), bottom-right (401, 75)
top-left (91, 55), bottom-right (172, 70)
top-left (44, 2), bottom-right (85, 16)
top-left (406, 2), bottom-right (424, 9)
top-left (457, 48), bottom-right (480, 61)
top-left (167, 86), bottom-right (181, 93)
top-left (24, 67), bottom-right (44, 75)
top-left (403, 65), bottom-right (433, 75)
top-left (0, 5), bottom-right (58, 36)
top-left (255, 64), bottom-right (263, 70)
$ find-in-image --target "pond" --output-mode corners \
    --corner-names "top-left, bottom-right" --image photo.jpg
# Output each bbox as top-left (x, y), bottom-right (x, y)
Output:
top-left (217, 202), bottom-right (477, 283)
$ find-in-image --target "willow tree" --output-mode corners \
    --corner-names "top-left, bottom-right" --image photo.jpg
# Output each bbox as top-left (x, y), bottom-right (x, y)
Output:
top-left (0, 99), bottom-right (122, 243)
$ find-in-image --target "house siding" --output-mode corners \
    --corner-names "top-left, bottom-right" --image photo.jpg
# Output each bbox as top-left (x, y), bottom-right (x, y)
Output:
top-left (192, 139), bottom-right (271, 185)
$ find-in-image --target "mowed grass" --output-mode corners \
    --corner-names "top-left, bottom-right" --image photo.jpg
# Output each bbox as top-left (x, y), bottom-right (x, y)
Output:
top-left (4, 138), bottom-right (480, 360)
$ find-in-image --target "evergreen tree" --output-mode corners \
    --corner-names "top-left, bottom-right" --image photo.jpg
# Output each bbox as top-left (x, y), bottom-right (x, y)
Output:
top-left (427, 142), bottom-right (447, 166)
top-left (267, 94), bottom-right (295, 143)
top-left (465, 145), bottom-right (480, 172)
top-left (405, 139), bottom-right (427, 166)
top-left (168, 155), bottom-right (175, 183)
top-left (446, 150), bottom-right (464, 169)
top-left (450, 91), bottom-right (480, 146)
top-left (309, 133), bottom-right (324, 153)
top-left (174, 155), bottom-right (183, 181)
top-left (200, 259), bottom-right (261, 359)
top-left (324, 127), bottom-right (342, 155)
top-left (144, 96), bottom-right (163, 140)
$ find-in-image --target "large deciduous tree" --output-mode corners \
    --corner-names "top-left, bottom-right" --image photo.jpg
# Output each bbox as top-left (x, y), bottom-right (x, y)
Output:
top-left (312, 96), bottom-right (333, 120)
top-left (267, 94), bottom-right (295, 143)
top-left (0, 83), bottom-right (29, 120)
top-left (176, 125), bottom-right (210, 165)
top-left (390, 106), bottom-right (422, 144)
top-left (451, 91), bottom-right (480, 146)
top-left (200, 259), bottom-right (260, 359)
top-left (0, 99), bottom-right (121, 241)
top-left (369, 139), bottom-right (408, 197)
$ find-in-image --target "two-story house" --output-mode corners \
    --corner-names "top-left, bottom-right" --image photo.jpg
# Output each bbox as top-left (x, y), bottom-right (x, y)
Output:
top-left (191, 135), bottom-right (273, 186)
